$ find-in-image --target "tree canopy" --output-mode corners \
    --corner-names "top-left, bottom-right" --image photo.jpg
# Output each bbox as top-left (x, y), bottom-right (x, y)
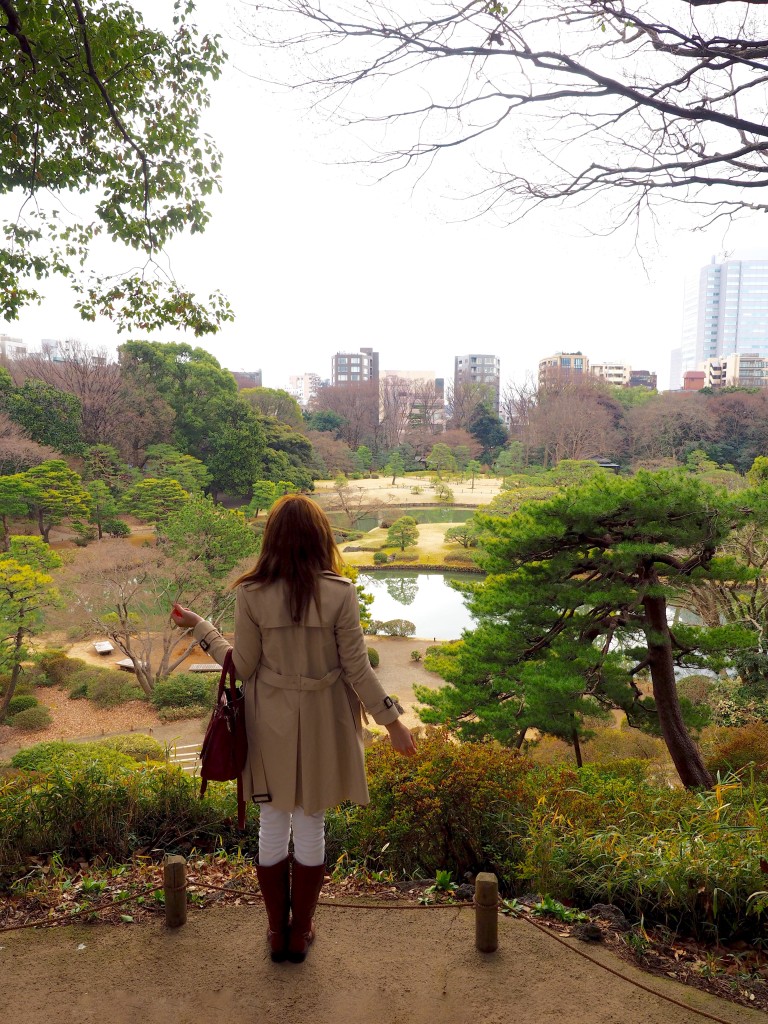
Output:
top-left (1, 0), bottom-right (230, 332)
top-left (255, 1), bottom-right (768, 232)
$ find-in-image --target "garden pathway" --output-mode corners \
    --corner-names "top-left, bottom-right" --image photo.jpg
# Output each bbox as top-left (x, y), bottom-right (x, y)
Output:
top-left (1, 905), bottom-right (762, 1024)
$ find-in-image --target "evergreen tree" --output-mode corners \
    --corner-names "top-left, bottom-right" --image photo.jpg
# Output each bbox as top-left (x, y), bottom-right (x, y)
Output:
top-left (386, 516), bottom-right (419, 551)
top-left (0, 539), bottom-right (61, 716)
top-left (121, 478), bottom-right (189, 523)
top-left (23, 460), bottom-right (92, 543)
top-left (417, 471), bottom-right (760, 789)
top-left (385, 451), bottom-right (405, 484)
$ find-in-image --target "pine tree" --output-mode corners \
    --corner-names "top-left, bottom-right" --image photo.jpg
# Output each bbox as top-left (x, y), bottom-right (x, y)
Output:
top-left (417, 471), bottom-right (762, 789)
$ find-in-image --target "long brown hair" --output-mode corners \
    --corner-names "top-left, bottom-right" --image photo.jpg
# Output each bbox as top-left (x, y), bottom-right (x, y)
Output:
top-left (232, 494), bottom-right (343, 622)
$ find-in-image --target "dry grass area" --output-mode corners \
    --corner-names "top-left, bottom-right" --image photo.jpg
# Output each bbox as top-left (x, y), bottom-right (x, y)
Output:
top-left (314, 473), bottom-right (503, 507)
top-left (341, 522), bottom-right (472, 568)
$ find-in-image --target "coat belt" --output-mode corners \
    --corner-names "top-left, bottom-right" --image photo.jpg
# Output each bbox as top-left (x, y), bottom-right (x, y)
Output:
top-left (258, 665), bottom-right (342, 692)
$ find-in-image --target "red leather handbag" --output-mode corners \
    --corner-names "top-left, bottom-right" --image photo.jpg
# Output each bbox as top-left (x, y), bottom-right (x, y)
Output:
top-left (199, 650), bottom-right (249, 827)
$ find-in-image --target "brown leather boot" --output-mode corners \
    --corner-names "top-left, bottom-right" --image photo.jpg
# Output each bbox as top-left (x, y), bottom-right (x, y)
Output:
top-left (287, 861), bottom-right (325, 963)
top-left (256, 856), bottom-right (291, 962)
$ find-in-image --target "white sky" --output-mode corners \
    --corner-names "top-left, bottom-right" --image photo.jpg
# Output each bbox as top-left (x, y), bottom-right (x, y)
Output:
top-left (6, 1), bottom-right (768, 392)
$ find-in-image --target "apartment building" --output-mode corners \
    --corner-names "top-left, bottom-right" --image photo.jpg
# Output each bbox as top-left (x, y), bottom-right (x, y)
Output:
top-left (701, 352), bottom-right (768, 389)
top-left (331, 347), bottom-right (379, 386)
top-left (287, 372), bottom-right (324, 407)
top-left (454, 353), bottom-right (500, 412)
top-left (538, 351), bottom-right (589, 385)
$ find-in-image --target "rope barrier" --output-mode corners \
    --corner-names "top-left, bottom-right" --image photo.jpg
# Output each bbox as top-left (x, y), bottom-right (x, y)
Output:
top-left (0, 876), bottom-right (756, 1022)
top-left (516, 914), bottom-right (746, 1024)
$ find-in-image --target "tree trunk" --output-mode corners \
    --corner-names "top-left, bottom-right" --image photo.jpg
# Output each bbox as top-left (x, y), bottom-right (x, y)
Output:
top-left (0, 629), bottom-right (25, 717)
top-left (642, 593), bottom-right (714, 789)
top-left (38, 508), bottom-right (51, 543)
top-left (571, 725), bottom-right (583, 768)
top-left (1, 515), bottom-right (9, 552)
top-left (515, 727), bottom-right (527, 749)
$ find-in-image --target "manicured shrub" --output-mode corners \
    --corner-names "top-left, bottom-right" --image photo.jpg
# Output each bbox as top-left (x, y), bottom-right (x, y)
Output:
top-left (99, 734), bottom-right (166, 762)
top-left (157, 704), bottom-right (210, 722)
top-left (706, 723), bottom-right (768, 783)
top-left (67, 667), bottom-right (144, 708)
top-left (11, 742), bottom-right (136, 773)
top-left (367, 647), bottom-right (379, 668)
top-left (444, 552), bottom-right (476, 564)
top-left (373, 551), bottom-right (388, 565)
top-left (410, 650), bottom-right (422, 662)
top-left (7, 694), bottom-right (39, 716)
top-left (150, 673), bottom-right (214, 709)
top-left (379, 619), bottom-right (416, 637)
top-left (339, 730), bottom-right (538, 882)
top-left (9, 706), bottom-right (52, 731)
top-left (582, 725), bottom-right (668, 764)
top-left (676, 674), bottom-right (715, 705)
top-left (36, 651), bottom-right (88, 686)
top-left (104, 519), bottom-right (131, 538)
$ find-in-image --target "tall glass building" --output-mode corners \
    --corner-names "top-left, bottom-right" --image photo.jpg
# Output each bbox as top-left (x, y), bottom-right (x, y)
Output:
top-left (678, 256), bottom-right (768, 384)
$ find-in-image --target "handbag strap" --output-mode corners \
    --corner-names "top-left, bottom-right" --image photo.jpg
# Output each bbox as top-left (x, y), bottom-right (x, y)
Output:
top-left (217, 649), bottom-right (239, 705)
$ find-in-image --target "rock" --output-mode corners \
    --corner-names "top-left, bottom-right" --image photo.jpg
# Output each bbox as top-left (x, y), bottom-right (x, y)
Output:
top-left (589, 903), bottom-right (630, 932)
top-left (454, 883), bottom-right (475, 901)
top-left (572, 922), bottom-right (604, 943)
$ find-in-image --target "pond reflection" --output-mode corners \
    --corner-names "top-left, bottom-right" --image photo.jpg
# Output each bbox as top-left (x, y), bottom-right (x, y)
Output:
top-left (360, 571), bottom-right (477, 640)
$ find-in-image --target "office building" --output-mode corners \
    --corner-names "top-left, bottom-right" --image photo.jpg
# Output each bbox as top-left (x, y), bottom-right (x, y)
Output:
top-left (331, 347), bottom-right (379, 386)
top-left (454, 353), bottom-right (500, 412)
top-left (678, 255), bottom-right (768, 385)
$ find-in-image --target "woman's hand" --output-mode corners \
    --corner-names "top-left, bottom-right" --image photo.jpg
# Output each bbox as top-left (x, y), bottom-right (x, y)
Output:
top-left (386, 718), bottom-right (417, 757)
top-left (171, 603), bottom-right (202, 630)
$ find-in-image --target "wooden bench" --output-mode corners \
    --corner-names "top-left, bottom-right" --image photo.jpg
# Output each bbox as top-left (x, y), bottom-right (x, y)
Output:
top-left (187, 662), bottom-right (220, 673)
top-left (93, 641), bottom-right (114, 655)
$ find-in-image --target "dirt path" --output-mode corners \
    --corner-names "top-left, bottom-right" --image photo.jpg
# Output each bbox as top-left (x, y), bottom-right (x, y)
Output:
top-left (1, 905), bottom-right (761, 1024)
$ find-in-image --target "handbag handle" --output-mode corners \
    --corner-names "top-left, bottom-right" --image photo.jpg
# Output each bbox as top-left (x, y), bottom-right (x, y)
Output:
top-left (217, 649), bottom-right (239, 705)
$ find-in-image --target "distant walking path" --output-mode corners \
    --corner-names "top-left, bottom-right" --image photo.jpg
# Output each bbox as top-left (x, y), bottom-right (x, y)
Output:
top-left (0, 905), bottom-right (762, 1024)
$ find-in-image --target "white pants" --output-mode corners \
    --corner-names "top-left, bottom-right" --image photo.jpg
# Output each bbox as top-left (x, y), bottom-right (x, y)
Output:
top-left (258, 804), bottom-right (326, 867)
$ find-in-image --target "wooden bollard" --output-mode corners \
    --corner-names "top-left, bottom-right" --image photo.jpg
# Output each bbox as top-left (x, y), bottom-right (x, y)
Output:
top-left (474, 872), bottom-right (498, 953)
top-left (164, 855), bottom-right (187, 928)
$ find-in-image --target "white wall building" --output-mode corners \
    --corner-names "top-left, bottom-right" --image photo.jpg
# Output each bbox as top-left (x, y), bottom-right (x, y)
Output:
top-left (0, 334), bottom-right (27, 359)
top-left (287, 373), bottom-right (323, 407)
top-left (590, 362), bottom-right (631, 386)
top-left (701, 352), bottom-right (768, 389)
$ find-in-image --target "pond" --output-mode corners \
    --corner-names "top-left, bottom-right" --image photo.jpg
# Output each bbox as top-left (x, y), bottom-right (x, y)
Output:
top-left (329, 506), bottom-right (477, 533)
top-left (360, 571), bottom-right (478, 641)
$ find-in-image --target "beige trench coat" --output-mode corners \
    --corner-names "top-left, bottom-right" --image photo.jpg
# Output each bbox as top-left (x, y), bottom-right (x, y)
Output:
top-left (192, 571), bottom-right (401, 815)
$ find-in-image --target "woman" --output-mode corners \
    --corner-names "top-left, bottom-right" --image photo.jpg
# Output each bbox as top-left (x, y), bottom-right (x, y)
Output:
top-left (171, 494), bottom-right (416, 964)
